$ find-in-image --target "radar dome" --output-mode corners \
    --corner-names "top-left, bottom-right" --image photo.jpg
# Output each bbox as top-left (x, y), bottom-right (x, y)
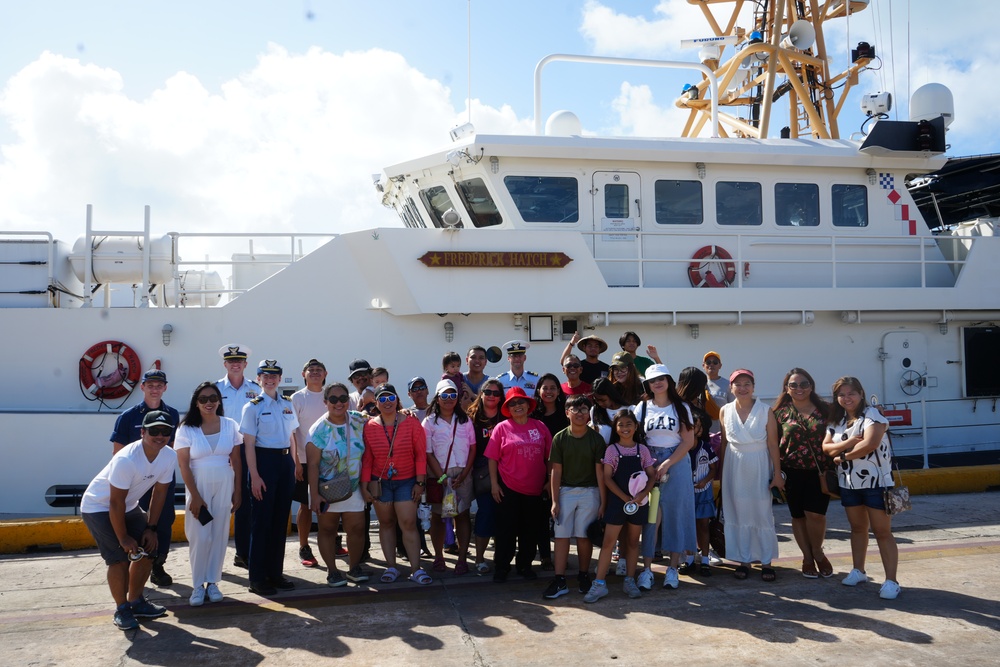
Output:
top-left (910, 83), bottom-right (954, 128)
top-left (545, 110), bottom-right (582, 136)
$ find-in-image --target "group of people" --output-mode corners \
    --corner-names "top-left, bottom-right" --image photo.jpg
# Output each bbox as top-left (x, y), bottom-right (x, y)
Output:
top-left (80, 335), bottom-right (902, 631)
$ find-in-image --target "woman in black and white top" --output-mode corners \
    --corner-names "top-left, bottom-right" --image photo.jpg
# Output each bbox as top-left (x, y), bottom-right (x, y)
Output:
top-left (822, 376), bottom-right (900, 600)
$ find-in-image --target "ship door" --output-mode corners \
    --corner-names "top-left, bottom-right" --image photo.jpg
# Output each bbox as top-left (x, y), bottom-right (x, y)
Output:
top-left (880, 331), bottom-right (927, 425)
top-left (592, 171), bottom-right (641, 287)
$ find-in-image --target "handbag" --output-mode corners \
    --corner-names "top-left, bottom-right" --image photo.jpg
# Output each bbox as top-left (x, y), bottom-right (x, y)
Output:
top-left (472, 465), bottom-right (492, 497)
top-left (708, 492), bottom-right (726, 559)
top-left (803, 431), bottom-right (840, 499)
top-left (318, 419), bottom-right (358, 504)
top-left (879, 432), bottom-right (911, 516)
top-left (425, 419), bottom-right (458, 504)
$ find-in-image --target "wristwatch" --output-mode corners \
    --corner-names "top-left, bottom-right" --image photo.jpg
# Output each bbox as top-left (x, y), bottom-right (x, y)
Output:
top-left (414, 480), bottom-right (425, 487)
top-left (145, 524), bottom-right (157, 531)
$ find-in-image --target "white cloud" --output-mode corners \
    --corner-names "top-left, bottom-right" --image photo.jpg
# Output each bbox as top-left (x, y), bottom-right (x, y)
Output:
top-left (0, 45), bottom-right (529, 251)
top-left (608, 81), bottom-right (689, 137)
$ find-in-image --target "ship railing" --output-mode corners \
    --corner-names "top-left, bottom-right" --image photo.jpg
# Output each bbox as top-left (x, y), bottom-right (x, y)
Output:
top-left (164, 231), bottom-right (339, 306)
top-left (576, 229), bottom-right (973, 289)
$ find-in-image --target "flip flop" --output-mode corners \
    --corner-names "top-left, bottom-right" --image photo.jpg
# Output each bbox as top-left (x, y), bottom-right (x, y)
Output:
top-left (761, 566), bottom-right (777, 582)
top-left (734, 565), bottom-right (750, 580)
top-left (380, 567), bottom-right (400, 583)
top-left (802, 559), bottom-right (819, 579)
top-left (816, 554), bottom-right (834, 578)
top-left (409, 568), bottom-right (433, 585)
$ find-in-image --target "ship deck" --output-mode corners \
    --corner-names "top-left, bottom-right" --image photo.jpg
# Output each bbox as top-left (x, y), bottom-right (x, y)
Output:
top-left (2, 491), bottom-right (999, 666)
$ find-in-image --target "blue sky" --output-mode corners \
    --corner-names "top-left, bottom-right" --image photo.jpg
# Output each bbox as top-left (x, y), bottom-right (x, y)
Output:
top-left (1, 0), bottom-right (996, 243)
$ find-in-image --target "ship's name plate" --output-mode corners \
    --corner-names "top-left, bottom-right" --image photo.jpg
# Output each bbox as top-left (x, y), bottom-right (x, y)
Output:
top-left (418, 251), bottom-right (572, 268)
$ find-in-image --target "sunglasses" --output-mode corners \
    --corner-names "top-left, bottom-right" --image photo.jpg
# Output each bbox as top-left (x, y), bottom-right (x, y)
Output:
top-left (326, 394), bottom-right (350, 404)
top-left (482, 389), bottom-right (503, 397)
top-left (409, 385), bottom-right (428, 392)
top-left (439, 391), bottom-right (458, 400)
top-left (563, 363), bottom-right (582, 369)
top-left (147, 426), bottom-right (172, 437)
top-left (704, 359), bottom-right (721, 366)
top-left (197, 395), bottom-right (221, 404)
top-left (787, 381), bottom-right (812, 390)
top-left (377, 394), bottom-right (397, 403)
top-left (506, 399), bottom-right (528, 407)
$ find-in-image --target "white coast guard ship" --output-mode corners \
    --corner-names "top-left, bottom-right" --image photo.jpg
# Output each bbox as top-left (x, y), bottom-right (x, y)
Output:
top-left (1, 0), bottom-right (997, 517)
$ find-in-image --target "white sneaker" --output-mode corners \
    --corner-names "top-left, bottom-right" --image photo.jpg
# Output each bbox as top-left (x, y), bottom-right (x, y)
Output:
top-left (842, 569), bottom-right (868, 586)
top-left (663, 567), bottom-right (679, 589)
top-left (206, 583), bottom-right (224, 603)
top-left (616, 559), bottom-right (627, 577)
top-left (708, 550), bottom-right (723, 566)
top-left (189, 585), bottom-right (206, 607)
top-left (636, 568), bottom-right (654, 591)
top-left (879, 580), bottom-right (901, 600)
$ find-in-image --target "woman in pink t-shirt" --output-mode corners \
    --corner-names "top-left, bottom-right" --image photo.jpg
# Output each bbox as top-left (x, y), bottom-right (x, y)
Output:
top-left (485, 387), bottom-right (553, 582)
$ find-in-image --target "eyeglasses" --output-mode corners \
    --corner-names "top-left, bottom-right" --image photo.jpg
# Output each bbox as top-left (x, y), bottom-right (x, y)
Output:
top-left (787, 381), bottom-right (812, 390)
top-left (563, 363), bottom-right (582, 369)
top-left (377, 394), bottom-right (397, 403)
top-left (439, 391), bottom-right (458, 400)
top-left (409, 385), bottom-right (428, 392)
top-left (568, 406), bottom-right (590, 414)
top-left (612, 365), bottom-right (628, 372)
top-left (147, 426), bottom-right (172, 437)
top-left (482, 389), bottom-right (503, 397)
top-left (197, 395), bottom-right (221, 404)
top-left (326, 394), bottom-right (350, 404)
top-left (704, 359), bottom-right (721, 366)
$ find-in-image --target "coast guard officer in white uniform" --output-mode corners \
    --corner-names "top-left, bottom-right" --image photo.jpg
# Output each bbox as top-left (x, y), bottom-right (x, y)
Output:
top-left (216, 344), bottom-right (260, 570)
top-left (494, 340), bottom-right (539, 392)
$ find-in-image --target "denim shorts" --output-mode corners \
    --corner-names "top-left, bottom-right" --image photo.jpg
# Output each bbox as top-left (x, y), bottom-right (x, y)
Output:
top-left (376, 476), bottom-right (417, 504)
top-left (839, 485), bottom-right (886, 511)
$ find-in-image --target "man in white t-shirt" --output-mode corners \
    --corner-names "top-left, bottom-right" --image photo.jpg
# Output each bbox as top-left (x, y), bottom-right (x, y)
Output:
top-left (81, 410), bottom-right (178, 631)
top-left (290, 358), bottom-right (327, 568)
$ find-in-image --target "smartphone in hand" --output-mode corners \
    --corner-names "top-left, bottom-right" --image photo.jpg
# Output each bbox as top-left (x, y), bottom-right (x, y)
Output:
top-left (197, 505), bottom-right (214, 526)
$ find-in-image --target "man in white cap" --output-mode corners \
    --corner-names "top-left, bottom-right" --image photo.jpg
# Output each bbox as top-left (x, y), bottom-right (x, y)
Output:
top-left (216, 344), bottom-right (260, 570)
top-left (84, 410), bottom-right (177, 630)
top-left (493, 340), bottom-right (539, 392)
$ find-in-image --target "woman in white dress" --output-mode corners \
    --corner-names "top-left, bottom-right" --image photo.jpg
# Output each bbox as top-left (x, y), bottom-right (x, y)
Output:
top-left (720, 369), bottom-right (783, 581)
top-left (175, 382), bottom-right (243, 606)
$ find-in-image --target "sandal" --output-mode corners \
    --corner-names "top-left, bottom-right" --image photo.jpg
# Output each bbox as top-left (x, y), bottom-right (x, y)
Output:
top-left (454, 560), bottom-right (469, 576)
top-left (734, 565), bottom-right (750, 580)
top-left (816, 554), bottom-right (834, 578)
top-left (802, 558), bottom-right (819, 579)
top-left (761, 566), bottom-right (777, 582)
top-left (432, 556), bottom-right (447, 572)
top-left (409, 568), bottom-right (433, 585)
top-left (380, 567), bottom-right (400, 583)
top-left (475, 561), bottom-right (491, 575)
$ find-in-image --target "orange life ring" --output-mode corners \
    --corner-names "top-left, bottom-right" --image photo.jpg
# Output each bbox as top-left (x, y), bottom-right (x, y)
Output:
top-left (79, 341), bottom-right (142, 400)
top-left (688, 245), bottom-right (737, 288)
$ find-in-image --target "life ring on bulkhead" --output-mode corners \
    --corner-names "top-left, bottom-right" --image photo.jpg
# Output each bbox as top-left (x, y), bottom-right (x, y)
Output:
top-left (79, 340), bottom-right (142, 399)
top-left (688, 245), bottom-right (738, 288)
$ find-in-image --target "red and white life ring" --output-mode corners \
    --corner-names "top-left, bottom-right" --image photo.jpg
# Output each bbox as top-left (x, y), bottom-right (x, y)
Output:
top-left (79, 341), bottom-right (142, 400)
top-left (688, 245), bottom-right (738, 288)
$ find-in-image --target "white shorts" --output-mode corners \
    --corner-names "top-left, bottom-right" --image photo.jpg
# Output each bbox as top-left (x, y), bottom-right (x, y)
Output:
top-left (322, 486), bottom-right (365, 514)
top-left (554, 486), bottom-right (601, 539)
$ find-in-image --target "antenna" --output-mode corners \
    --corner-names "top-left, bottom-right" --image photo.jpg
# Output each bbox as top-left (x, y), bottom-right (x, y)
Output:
top-left (467, 0), bottom-right (472, 125)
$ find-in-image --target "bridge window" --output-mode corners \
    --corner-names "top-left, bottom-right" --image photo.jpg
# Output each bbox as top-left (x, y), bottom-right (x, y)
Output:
top-left (775, 183), bottom-right (820, 227)
top-left (717, 181), bottom-right (762, 226)
top-left (654, 179), bottom-right (703, 225)
top-left (455, 178), bottom-right (503, 228)
top-left (832, 184), bottom-right (869, 227)
top-left (504, 176), bottom-right (579, 223)
top-left (419, 185), bottom-right (463, 228)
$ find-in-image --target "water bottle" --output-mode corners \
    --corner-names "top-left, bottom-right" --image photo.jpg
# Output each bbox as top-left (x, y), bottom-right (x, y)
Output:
top-left (647, 486), bottom-right (661, 524)
top-left (417, 501), bottom-right (431, 531)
